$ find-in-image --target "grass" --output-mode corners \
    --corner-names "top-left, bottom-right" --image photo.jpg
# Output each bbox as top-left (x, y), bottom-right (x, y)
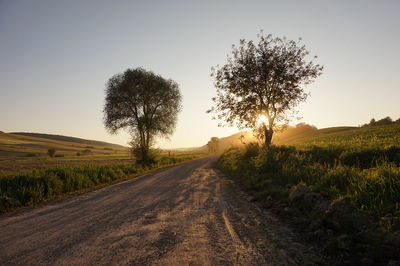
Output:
top-left (218, 123), bottom-right (400, 218)
top-left (282, 123), bottom-right (400, 149)
top-left (0, 131), bottom-right (207, 213)
top-left (0, 163), bottom-right (138, 212)
top-left (217, 123), bottom-right (400, 262)
top-left (0, 151), bottom-right (205, 213)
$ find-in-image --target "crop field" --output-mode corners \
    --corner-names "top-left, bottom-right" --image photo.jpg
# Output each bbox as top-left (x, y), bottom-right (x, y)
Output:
top-left (0, 132), bottom-right (130, 173)
top-left (0, 132), bottom-right (130, 158)
top-left (284, 123), bottom-right (400, 149)
top-left (0, 132), bottom-right (206, 213)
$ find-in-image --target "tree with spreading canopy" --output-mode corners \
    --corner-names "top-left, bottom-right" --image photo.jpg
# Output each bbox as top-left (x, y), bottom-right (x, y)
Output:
top-left (103, 68), bottom-right (182, 164)
top-left (208, 32), bottom-right (323, 147)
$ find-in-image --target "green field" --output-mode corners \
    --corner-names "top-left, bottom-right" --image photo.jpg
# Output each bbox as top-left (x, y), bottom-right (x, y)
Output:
top-left (0, 131), bottom-right (131, 174)
top-left (0, 132), bottom-right (206, 213)
top-left (276, 124), bottom-right (400, 149)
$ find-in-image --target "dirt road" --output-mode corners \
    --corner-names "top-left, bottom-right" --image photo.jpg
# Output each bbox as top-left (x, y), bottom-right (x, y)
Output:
top-left (0, 157), bottom-right (325, 265)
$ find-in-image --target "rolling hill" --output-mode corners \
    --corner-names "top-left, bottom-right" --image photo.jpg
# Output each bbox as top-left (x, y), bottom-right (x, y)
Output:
top-left (283, 123), bottom-right (400, 149)
top-left (209, 122), bottom-right (400, 151)
top-left (0, 132), bottom-right (128, 158)
top-left (11, 132), bottom-right (124, 148)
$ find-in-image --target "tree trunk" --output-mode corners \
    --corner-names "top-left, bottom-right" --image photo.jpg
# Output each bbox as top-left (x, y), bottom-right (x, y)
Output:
top-left (136, 129), bottom-right (152, 164)
top-left (142, 147), bottom-right (150, 164)
top-left (264, 128), bottom-right (273, 147)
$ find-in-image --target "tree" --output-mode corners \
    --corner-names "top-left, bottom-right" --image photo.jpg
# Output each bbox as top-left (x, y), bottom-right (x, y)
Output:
top-left (207, 137), bottom-right (219, 153)
top-left (375, 116), bottom-right (392, 126)
top-left (208, 32), bottom-right (323, 147)
top-left (369, 118), bottom-right (376, 126)
top-left (103, 68), bottom-right (182, 164)
top-left (47, 148), bottom-right (56, 157)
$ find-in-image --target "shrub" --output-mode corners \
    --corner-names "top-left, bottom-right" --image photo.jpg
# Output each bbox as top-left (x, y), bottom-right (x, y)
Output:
top-left (131, 147), bottom-right (160, 165)
top-left (47, 148), bottom-right (56, 157)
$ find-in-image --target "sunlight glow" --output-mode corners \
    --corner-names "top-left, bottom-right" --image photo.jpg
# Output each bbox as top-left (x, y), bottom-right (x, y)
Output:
top-left (257, 114), bottom-right (268, 126)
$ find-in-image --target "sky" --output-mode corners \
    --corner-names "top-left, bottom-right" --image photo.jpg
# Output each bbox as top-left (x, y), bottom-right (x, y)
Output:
top-left (1, 0), bottom-right (399, 148)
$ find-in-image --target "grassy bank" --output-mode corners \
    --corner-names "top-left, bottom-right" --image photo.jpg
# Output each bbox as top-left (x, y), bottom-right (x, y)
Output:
top-left (218, 124), bottom-right (400, 263)
top-left (219, 144), bottom-right (400, 217)
top-left (0, 153), bottom-right (203, 213)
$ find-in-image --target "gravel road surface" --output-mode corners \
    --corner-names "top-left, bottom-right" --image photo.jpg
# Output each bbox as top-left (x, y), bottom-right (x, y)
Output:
top-left (0, 157), bottom-right (325, 265)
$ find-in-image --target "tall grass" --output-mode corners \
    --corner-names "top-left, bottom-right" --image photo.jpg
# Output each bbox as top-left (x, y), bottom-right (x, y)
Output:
top-left (0, 153), bottom-right (203, 213)
top-left (0, 164), bottom-right (139, 212)
top-left (218, 144), bottom-right (400, 217)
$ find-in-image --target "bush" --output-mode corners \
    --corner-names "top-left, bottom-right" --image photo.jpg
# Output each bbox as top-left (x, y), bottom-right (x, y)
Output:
top-left (47, 148), bottom-right (56, 157)
top-left (363, 116), bottom-right (395, 127)
top-left (131, 147), bottom-right (160, 164)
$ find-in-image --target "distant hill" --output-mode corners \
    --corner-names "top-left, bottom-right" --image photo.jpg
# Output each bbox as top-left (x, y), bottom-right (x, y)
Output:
top-left (0, 132), bottom-right (128, 157)
top-left (200, 130), bottom-right (257, 152)
top-left (12, 132), bottom-right (124, 148)
top-left (272, 125), bottom-right (358, 146)
top-left (206, 123), bottom-right (400, 151)
top-left (283, 123), bottom-right (400, 149)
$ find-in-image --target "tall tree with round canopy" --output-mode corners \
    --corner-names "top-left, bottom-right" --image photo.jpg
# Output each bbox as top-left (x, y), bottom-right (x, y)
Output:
top-left (103, 68), bottom-right (182, 163)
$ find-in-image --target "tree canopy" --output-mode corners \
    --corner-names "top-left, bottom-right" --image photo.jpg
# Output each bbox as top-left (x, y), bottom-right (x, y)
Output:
top-left (208, 32), bottom-right (323, 146)
top-left (103, 68), bottom-right (182, 163)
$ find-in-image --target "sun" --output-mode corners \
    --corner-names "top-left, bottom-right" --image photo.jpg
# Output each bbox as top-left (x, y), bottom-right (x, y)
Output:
top-left (257, 114), bottom-right (268, 126)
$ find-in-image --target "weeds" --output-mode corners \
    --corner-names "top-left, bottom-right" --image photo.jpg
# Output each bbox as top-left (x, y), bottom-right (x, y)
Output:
top-left (0, 153), bottom-right (203, 213)
top-left (218, 144), bottom-right (400, 217)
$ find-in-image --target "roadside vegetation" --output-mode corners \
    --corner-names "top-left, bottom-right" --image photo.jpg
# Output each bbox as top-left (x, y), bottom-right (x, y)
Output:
top-left (207, 30), bottom-right (400, 263)
top-left (0, 151), bottom-right (203, 213)
top-left (0, 129), bottom-right (206, 213)
top-left (218, 122), bottom-right (400, 264)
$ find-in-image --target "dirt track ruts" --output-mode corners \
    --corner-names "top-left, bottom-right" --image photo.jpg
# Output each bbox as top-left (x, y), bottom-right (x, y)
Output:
top-left (0, 157), bottom-right (325, 265)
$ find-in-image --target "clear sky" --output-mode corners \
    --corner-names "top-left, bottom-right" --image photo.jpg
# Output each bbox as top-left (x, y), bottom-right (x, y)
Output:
top-left (1, 0), bottom-right (399, 148)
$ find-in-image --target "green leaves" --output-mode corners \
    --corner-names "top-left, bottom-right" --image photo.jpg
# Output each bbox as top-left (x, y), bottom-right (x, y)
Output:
top-left (103, 68), bottom-right (182, 163)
